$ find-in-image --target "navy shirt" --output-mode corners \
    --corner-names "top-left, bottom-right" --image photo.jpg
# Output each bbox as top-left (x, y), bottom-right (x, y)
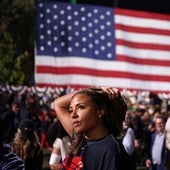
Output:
top-left (81, 134), bottom-right (134, 170)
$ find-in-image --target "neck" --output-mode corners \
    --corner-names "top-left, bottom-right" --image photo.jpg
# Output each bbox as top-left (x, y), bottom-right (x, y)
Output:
top-left (84, 127), bottom-right (109, 141)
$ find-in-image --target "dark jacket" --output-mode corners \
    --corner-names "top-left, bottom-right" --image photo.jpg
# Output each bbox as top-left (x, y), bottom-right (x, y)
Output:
top-left (0, 143), bottom-right (25, 170)
top-left (148, 131), bottom-right (166, 170)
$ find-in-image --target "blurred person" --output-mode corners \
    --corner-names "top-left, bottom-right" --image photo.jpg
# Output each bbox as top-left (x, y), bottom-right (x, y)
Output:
top-left (0, 116), bottom-right (25, 169)
top-left (133, 107), bottom-right (145, 166)
top-left (122, 112), bottom-right (135, 156)
top-left (49, 120), bottom-right (72, 170)
top-left (145, 115), bottom-right (166, 170)
top-left (121, 112), bottom-right (136, 169)
top-left (165, 116), bottom-right (170, 170)
top-left (141, 111), bottom-right (153, 162)
top-left (46, 118), bottom-right (59, 150)
top-left (1, 102), bottom-right (21, 143)
top-left (53, 87), bottom-right (135, 170)
top-left (40, 108), bottom-right (53, 148)
top-left (12, 119), bottom-right (43, 170)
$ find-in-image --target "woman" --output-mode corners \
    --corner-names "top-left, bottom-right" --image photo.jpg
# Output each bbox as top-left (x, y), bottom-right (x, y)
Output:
top-left (12, 119), bottom-right (43, 170)
top-left (49, 120), bottom-right (72, 170)
top-left (122, 112), bottom-right (135, 156)
top-left (54, 87), bottom-right (135, 170)
top-left (121, 112), bottom-right (136, 170)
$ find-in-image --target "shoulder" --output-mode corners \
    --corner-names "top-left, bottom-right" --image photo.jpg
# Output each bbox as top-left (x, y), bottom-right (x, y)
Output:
top-left (126, 127), bottom-right (135, 136)
top-left (53, 138), bottom-right (62, 147)
top-left (166, 117), bottom-right (170, 130)
top-left (92, 134), bottom-right (126, 153)
top-left (62, 136), bottom-right (71, 144)
top-left (0, 144), bottom-right (24, 169)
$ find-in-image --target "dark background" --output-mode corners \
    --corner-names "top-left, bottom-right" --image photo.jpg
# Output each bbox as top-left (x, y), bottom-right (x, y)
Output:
top-left (56, 0), bottom-right (170, 14)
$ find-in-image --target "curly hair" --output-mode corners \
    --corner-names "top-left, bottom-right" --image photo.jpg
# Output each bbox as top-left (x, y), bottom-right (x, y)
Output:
top-left (69, 87), bottom-right (127, 156)
top-left (12, 129), bottom-right (41, 161)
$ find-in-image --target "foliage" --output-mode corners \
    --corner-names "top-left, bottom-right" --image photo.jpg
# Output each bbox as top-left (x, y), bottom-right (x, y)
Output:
top-left (0, 0), bottom-right (35, 85)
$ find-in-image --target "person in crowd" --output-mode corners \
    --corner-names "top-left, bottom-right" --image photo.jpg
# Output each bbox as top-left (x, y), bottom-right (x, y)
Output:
top-left (40, 106), bottom-right (53, 148)
top-left (145, 115), bottom-right (166, 170)
top-left (49, 120), bottom-right (72, 170)
top-left (122, 112), bottom-right (135, 156)
top-left (121, 111), bottom-right (136, 169)
top-left (46, 118), bottom-right (60, 150)
top-left (165, 116), bottom-right (170, 170)
top-left (53, 86), bottom-right (135, 170)
top-left (12, 119), bottom-right (43, 170)
top-left (133, 107), bottom-right (145, 166)
top-left (1, 102), bottom-right (21, 143)
top-left (0, 116), bottom-right (25, 169)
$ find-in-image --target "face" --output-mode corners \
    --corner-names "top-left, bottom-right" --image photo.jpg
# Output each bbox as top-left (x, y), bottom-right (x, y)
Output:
top-left (12, 104), bottom-right (19, 113)
top-left (69, 94), bottom-right (103, 137)
top-left (155, 117), bottom-right (165, 133)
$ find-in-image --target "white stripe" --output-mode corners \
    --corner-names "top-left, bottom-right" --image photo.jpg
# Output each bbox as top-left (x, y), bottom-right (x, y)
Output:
top-left (116, 45), bottom-right (170, 60)
top-left (35, 56), bottom-right (170, 76)
top-left (35, 73), bottom-right (170, 92)
top-left (115, 15), bottom-right (170, 30)
top-left (116, 30), bottom-right (170, 45)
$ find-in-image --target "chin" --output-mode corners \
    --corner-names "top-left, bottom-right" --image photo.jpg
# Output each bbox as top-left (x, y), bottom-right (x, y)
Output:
top-left (74, 128), bottom-right (84, 135)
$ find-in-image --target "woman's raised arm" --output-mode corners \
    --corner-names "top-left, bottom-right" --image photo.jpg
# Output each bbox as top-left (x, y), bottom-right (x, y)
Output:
top-left (53, 92), bottom-right (75, 137)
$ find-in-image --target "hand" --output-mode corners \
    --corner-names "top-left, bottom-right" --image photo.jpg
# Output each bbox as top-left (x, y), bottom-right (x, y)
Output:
top-left (145, 159), bottom-right (151, 168)
top-left (101, 87), bottom-right (120, 99)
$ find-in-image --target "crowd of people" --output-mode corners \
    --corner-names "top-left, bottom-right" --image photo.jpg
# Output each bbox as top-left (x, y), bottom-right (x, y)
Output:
top-left (0, 85), bottom-right (170, 170)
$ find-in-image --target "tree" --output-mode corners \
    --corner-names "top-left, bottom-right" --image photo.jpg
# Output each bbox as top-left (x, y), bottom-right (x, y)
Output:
top-left (0, 0), bottom-right (34, 85)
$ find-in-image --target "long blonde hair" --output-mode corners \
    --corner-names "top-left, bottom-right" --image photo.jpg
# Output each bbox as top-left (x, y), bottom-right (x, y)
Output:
top-left (12, 127), bottom-right (41, 161)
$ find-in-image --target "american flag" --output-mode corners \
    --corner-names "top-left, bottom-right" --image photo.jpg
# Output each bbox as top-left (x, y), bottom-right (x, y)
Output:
top-left (35, 1), bottom-right (170, 93)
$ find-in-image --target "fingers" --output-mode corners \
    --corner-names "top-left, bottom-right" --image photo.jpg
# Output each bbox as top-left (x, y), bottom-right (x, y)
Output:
top-left (78, 161), bottom-right (83, 168)
top-left (101, 87), bottom-right (120, 99)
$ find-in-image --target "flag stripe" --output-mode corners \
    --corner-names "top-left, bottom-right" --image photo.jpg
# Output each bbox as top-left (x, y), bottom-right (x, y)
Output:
top-left (116, 39), bottom-right (170, 51)
top-left (36, 65), bottom-right (170, 82)
top-left (35, 73), bottom-right (170, 93)
top-left (117, 55), bottom-right (170, 66)
top-left (115, 8), bottom-right (170, 21)
top-left (36, 56), bottom-right (170, 77)
top-left (115, 24), bottom-right (170, 36)
top-left (116, 45), bottom-right (170, 60)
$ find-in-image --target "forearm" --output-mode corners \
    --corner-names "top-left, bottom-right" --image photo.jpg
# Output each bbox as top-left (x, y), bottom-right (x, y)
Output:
top-left (50, 164), bottom-right (62, 170)
top-left (54, 92), bottom-right (76, 136)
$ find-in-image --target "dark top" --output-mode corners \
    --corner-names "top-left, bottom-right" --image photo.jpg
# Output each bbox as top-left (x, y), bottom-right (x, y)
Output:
top-left (0, 143), bottom-right (25, 170)
top-left (81, 134), bottom-right (134, 170)
top-left (25, 145), bottom-right (43, 170)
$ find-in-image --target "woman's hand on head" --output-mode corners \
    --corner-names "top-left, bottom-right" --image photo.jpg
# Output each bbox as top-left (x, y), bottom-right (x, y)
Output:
top-left (101, 87), bottom-right (120, 99)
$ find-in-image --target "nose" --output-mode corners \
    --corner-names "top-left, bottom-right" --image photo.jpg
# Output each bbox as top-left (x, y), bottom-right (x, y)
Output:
top-left (70, 109), bottom-right (78, 119)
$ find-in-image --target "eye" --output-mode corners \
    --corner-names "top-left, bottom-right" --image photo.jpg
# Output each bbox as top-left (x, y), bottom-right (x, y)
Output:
top-left (77, 104), bottom-right (85, 110)
top-left (68, 108), bottom-right (73, 113)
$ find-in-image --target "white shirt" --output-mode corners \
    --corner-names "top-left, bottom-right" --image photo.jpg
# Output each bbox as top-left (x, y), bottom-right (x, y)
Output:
top-left (152, 132), bottom-right (165, 165)
top-left (122, 127), bottom-right (135, 156)
top-left (49, 136), bottom-right (71, 165)
top-left (165, 117), bottom-right (170, 150)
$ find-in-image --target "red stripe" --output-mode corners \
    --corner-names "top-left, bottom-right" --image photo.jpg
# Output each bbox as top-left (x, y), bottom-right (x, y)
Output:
top-left (35, 83), bottom-right (170, 94)
top-left (115, 8), bottom-right (170, 21)
top-left (117, 55), bottom-right (170, 66)
top-left (115, 24), bottom-right (170, 36)
top-left (35, 83), bottom-right (93, 89)
top-left (36, 66), bottom-right (170, 82)
top-left (116, 39), bottom-right (170, 51)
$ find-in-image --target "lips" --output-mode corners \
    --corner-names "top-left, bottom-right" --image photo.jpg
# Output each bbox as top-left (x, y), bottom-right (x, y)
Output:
top-left (73, 120), bottom-right (80, 127)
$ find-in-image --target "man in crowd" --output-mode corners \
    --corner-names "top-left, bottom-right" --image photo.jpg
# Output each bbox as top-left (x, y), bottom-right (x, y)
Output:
top-left (145, 115), bottom-right (166, 170)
